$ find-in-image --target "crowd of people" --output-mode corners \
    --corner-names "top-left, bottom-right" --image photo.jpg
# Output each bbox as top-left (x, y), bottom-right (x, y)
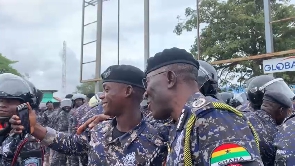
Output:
top-left (0, 47), bottom-right (294, 166)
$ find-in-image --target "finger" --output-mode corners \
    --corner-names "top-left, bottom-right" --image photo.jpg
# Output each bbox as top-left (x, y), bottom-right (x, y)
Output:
top-left (88, 115), bottom-right (111, 128)
top-left (26, 102), bottom-right (32, 112)
top-left (11, 124), bottom-right (24, 131)
top-left (9, 117), bottom-right (21, 124)
top-left (76, 117), bottom-right (96, 135)
top-left (11, 128), bottom-right (23, 134)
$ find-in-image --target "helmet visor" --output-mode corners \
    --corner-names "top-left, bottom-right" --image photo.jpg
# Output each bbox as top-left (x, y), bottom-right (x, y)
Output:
top-left (0, 79), bottom-right (32, 98)
top-left (235, 93), bottom-right (247, 104)
top-left (196, 66), bottom-right (211, 87)
top-left (264, 80), bottom-right (295, 99)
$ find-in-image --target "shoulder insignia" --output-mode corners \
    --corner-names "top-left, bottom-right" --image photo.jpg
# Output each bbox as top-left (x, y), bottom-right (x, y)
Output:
top-left (210, 143), bottom-right (252, 166)
top-left (192, 97), bottom-right (207, 109)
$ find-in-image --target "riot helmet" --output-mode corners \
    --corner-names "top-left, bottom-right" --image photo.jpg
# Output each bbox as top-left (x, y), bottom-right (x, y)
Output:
top-left (234, 92), bottom-right (247, 104)
top-left (0, 73), bottom-right (40, 109)
top-left (60, 99), bottom-right (72, 112)
top-left (247, 75), bottom-right (294, 110)
top-left (217, 92), bottom-right (234, 104)
top-left (88, 92), bottom-right (102, 108)
top-left (197, 60), bottom-right (218, 97)
top-left (244, 76), bottom-right (257, 99)
top-left (72, 93), bottom-right (86, 108)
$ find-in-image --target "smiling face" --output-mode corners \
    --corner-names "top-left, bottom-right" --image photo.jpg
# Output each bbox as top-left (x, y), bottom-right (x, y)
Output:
top-left (144, 69), bottom-right (173, 120)
top-left (99, 82), bottom-right (127, 117)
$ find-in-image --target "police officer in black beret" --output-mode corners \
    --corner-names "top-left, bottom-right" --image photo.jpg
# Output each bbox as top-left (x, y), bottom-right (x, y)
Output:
top-left (244, 90), bottom-right (292, 165)
top-left (9, 65), bottom-right (167, 165)
top-left (143, 47), bottom-right (262, 165)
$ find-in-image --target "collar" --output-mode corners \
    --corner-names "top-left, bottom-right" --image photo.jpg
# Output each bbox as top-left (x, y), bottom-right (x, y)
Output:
top-left (103, 115), bottom-right (147, 150)
top-left (174, 92), bottom-right (205, 131)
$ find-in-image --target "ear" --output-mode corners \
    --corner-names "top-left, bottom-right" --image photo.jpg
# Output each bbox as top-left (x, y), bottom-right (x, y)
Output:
top-left (125, 85), bottom-right (133, 97)
top-left (167, 71), bottom-right (177, 89)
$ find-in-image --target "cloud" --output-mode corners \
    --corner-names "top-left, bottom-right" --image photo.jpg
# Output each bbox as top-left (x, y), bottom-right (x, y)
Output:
top-left (0, 0), bottom-right (195, 98)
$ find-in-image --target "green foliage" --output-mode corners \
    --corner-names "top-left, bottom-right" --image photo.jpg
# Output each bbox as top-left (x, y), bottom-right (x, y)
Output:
top-left (174, 0), bottom-right (295, 86)
top-left (75, 81), bottom-right (103, 94)
top-left (0, 53), bottom-right (21, 76)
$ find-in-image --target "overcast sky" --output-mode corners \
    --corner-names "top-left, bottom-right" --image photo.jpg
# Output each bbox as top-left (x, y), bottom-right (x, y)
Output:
top-left (0, 0), bottom-right (197, 97)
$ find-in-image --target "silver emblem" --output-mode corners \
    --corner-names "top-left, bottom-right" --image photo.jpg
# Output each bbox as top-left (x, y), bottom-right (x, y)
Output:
top-left (192, 98), bottom-right (206, 108)
top-left (24, 157), bottom-right (39, 166)
top-left (102, 68), bottom-right (111, 79)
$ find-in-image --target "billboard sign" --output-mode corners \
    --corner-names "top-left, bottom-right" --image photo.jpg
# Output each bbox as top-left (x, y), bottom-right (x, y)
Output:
top-left (263, 56), bottom-right (295, 74)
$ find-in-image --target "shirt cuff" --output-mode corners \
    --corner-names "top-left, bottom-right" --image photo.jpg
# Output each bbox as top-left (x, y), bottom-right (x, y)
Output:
top-left (40, 127), bottom-right (57, 146)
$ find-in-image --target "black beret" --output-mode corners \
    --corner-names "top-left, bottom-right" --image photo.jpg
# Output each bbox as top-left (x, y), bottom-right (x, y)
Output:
top-left (101, 65), bottom-right (145, 89)
top-left (145, 47), bottom-right (199, 75)
top-left (46, 101), bottom-right (52, 105)
top-left (263, 91), bottom-right (293, 108)
top-left (65, 94), bottom-right (73, 99)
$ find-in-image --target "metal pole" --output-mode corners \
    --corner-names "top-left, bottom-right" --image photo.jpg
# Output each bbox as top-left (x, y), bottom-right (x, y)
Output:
top-left (95, 0), bottom-right (103, 93)
top-left (117, 0), bottom-right (120, 65)
top-left (144, 0), bottom-right (150, 67)
top-left (196, 0), bottom-right (201, 60)
top-left (263, 0), bottom-right (274, 76)
top-left (80, 0), bottom-right (85, 82)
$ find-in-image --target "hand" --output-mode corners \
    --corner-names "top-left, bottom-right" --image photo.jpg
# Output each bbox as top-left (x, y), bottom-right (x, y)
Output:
top-left (76, 114), bottom-right (110, 135)
top-left (9, 103), bottom-right (37, 134)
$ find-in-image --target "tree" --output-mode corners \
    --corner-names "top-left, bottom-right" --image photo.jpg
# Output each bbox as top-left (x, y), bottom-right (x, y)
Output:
top-left (75, 81), bottom-right (103, 94)
top-left (0, 53), bottom-right (21, 76)
top-left (174, 0), bottom-right (295, 86)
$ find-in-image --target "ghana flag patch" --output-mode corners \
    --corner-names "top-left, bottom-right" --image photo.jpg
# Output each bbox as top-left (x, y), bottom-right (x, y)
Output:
top-left (210, 143), bottom-right (252, 166)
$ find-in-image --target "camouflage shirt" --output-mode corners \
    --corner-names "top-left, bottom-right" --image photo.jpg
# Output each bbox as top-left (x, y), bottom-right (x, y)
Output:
top-left (42, 116), bottom-right (167, 165)
top-left (166, 92), bottom-right (263, 166)
top-left (78, 105), bottom-right (104, 127)
top-left (56, 110), bottom-right (71, 132)
top-left (75, 103), bottom-right (91, 127)
top-left (1, 134), bottom-right (44, 166)
top-left (68, 108), bottom-right (79, 134)
top-left (244, 109), bottom-right (277, 165)
top-left (274, 114), bottom-right (295, 166)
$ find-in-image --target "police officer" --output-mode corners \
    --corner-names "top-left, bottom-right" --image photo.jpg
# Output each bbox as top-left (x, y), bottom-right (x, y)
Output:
top-left (50, 99), bottom-right (72, 166)
top-left (9, 65), bottom-right (167, 165)
top-left (247, 75), bottom-right (294, 111)
top-left (197, 60), bottom-right (219, 99)
top-left (143, 47), bottom-right (262, 165)
top-left (73, 93), bottom-right (94, 166)
top-left (68, 93), bottom-right (86, 166)
top-left (0, 73), bottom-right (44, 166)
top-left (236, 77), bottom-right (257, 112)
top-left (245, 91), bottom-right (292, 165)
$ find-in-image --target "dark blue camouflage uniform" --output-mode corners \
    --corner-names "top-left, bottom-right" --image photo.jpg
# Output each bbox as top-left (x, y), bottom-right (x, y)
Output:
top-left (165, 92), bottom-right (263, 166)
top-left (1, 134), bottom-right (44, 166)
top-left (236, 101), bottom-right (254, 113)
top-left (78, 104), bottom-right (104, 127)
top-left (74, 103), bottom-right (91, 166)
top-left (50, 108), bottom-right (71, 166)
top-left (68, 108), bottom-right (80, 166)
top-left (274, 114), bottom-right (295, 166)
top-left (244, 109), bottom-right (277, 165)
top-left (41, 117), bottom-right (167, 165)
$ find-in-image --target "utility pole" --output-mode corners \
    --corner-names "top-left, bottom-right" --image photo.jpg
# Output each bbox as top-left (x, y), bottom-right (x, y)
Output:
top-left (196, 0), bottom-right (201, 60)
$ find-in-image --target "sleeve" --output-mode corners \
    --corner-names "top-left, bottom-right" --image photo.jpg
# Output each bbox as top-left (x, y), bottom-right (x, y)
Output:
top-left (274, 121), bottom-right (295, 166)
top-left (41, 127), bottom-right (89, 156)
top-left (192, 109), bottom-right (262, 166)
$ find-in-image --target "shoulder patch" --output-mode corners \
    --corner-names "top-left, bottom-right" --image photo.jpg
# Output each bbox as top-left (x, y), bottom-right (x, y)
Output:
top-left (192, 97), bottom-right (207, 109)
top-left (210, 143), bottom-right (252, 166)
